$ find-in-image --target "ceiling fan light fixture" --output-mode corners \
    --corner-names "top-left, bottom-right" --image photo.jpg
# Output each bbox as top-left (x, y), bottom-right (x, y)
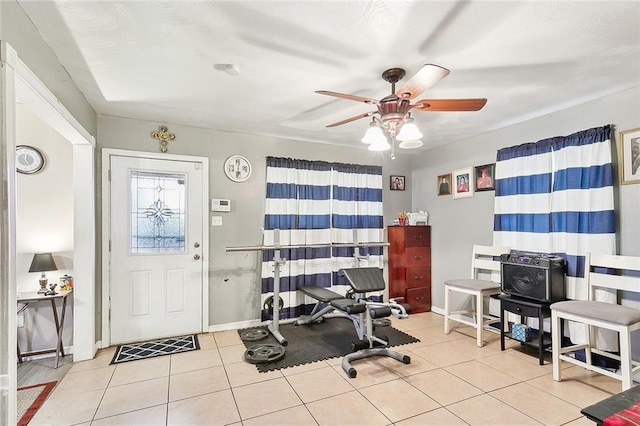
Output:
top-left (367, 140), bottom-right (391, 151)
top-left (361, 123), bottom-right (386, 145)
top-left (396, 116), bottom-right (423, 141)
top-left (398, 139), bottom-right (424, 149)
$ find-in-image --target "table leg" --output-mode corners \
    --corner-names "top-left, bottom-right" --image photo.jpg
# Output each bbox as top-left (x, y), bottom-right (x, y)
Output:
top-left (500, 302), bottom-right (505, 351)
top-left (538, 309), bottom-right (544, 365)
top-left (50, 299), bottom-right (65, 369)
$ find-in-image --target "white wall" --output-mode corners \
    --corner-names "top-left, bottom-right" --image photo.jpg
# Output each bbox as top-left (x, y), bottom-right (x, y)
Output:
top-left (412, 87), bottom-right (640, 313)
top-left (15, 103), bottom-right (74, 353)
top-left (97, 116), bottom-right (413, 327)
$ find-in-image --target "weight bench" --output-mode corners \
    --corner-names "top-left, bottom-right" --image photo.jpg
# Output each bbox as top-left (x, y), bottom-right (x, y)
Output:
top-left (296, 285), bottom-right (347, 325)
top-left (335, 267), bottom-right (411, 378)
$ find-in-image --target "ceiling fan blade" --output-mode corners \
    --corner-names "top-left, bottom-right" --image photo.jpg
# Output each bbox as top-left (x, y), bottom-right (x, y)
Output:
top-left (326, 111), bottom-right (376, 127)
top-left (413, 98), bottom-right (488, 112)
top-left (316, 90), bottom-right (379, 105)
top-left (395, 64), bottom-right (450, 99)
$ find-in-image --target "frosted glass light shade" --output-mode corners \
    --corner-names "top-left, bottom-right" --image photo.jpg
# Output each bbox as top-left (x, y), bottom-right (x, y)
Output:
top-left (361, 125), bottom-right (386, 144)
top-left (368, 140), bottom-right (391, 151)
top-left (398, 139), bottom-right (424, 149)
top-left (396, 122), bottom-right (423, 141)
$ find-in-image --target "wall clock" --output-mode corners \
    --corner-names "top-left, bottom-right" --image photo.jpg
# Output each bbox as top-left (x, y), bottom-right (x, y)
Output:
top-left (224, 155), bottom-right (252, 182)
top-left (16, 145), bottom-right (45, 174)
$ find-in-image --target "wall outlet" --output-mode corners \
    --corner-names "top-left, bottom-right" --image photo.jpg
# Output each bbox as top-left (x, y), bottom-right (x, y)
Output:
top-left (16, 314), bottom-right (24, 328)
top-left (211, 216), bottom-right (223, 226)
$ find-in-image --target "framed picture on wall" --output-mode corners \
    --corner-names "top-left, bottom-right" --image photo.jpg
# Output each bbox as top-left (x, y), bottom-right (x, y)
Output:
top-left (437, 173), bottom-right (452, 196)
top-left (474, 163), bottom-right (495, 191)
top-left (452, 167), bottom-right (474, 199)
top-left (390, 175), bottom-right (405, 191)
top-left (619, 127), bottom-right (640, 185)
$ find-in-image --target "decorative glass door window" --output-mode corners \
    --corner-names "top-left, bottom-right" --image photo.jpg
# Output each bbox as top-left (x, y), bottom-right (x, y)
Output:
top-left (130, 171), bottom-right (186, 253)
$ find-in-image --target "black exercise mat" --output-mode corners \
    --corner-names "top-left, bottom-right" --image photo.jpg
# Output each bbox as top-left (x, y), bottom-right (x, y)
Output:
top-left (110, 334), bottom-right (199, 364)
top-left (238, 317), bottom-right (419, 372)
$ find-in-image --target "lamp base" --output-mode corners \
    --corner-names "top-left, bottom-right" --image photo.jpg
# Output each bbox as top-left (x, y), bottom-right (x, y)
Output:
top-left (38, 275), bottom-right (48, 294)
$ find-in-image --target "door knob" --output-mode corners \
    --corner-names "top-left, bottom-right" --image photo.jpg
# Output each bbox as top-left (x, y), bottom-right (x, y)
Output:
top-left (193, 254), bottom-right (201, 260)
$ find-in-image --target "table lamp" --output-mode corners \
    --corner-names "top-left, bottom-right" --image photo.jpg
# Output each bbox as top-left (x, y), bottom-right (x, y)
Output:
top-left (29, 253), bottom-right (58, 294)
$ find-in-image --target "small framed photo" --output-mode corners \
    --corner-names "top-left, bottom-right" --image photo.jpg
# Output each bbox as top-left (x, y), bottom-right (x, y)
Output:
top-left (390, 175), bottom-right (405, 191)
top-left (437, 173), bottom-right (452, 196)
top-left (452, 167), bottom-right (474, 199)
top-left (474, 163), bottom-right (495, 191)
top-left (619, 127), bottom-right (640, 185)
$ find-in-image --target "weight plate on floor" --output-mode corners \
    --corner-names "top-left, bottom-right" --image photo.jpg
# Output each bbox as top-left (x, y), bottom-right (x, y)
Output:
top-left (240, 329), bottom-right (269, 342)
top-left (372, 318), bottom-right (391, 327)
top-left (244, 343), bottom-right (286, 364)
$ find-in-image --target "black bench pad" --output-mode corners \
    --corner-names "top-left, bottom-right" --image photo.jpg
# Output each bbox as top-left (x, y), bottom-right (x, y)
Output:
top-left (331, 299), bottom-right (366, 314)
top-left (298, 285), bottom-right (345, 302)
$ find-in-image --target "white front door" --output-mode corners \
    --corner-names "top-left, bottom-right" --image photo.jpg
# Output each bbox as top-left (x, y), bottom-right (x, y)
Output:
top-left (109, 155), bottom-right (205, 344)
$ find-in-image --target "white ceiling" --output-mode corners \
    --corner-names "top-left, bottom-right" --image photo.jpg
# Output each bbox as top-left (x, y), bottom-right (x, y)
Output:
top-left (19, 1), bottom-right (640, 152)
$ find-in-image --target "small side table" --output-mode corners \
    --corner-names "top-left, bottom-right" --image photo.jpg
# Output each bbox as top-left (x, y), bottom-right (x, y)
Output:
top-left (17, 290), bottom-right (73, 368)
top-left (495, 293), bottom-right (561, 365)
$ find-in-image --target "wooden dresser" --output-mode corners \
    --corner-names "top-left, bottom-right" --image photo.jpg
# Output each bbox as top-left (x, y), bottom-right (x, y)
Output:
top-left (388, 226), bottom-right (431, 313)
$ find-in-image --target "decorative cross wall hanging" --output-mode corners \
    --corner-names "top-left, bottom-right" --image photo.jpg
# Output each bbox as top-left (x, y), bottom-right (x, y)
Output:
top-left (151, 125), bottom-right (176, 153)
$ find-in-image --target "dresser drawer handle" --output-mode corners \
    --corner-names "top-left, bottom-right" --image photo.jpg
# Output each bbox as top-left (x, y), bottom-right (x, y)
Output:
top-left (413, 255), bottom-right (423, 260)
top-left (413, 235), bottom-right (423, 240)
top-left (413, 276), bottom-right (423, 280)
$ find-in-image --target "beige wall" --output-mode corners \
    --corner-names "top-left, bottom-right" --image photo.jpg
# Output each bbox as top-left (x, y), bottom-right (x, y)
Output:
top-left (412, 86), bottom-right (640, 314)
top-left (97, 116), bottom-right (413, 326)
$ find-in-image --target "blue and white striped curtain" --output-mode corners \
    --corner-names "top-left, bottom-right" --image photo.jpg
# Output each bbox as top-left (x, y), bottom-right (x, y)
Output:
top-left (493, 125), bottom-right (616, 346)
top-left (262, 157), bottom-right (383, 320)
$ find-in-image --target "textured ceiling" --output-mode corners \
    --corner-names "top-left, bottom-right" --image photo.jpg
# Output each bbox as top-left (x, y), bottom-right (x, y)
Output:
top-left (19, 1), bottom-right (640, 152)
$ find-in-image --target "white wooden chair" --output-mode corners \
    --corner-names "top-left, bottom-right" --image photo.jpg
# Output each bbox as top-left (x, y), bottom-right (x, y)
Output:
top-left (444, 244), bottom-right (510, 347)
top-left (551, 253), bottom-right (640, 391)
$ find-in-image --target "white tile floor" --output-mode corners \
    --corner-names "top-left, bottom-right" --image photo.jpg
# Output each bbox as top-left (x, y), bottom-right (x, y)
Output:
top-left (30, 312), bottom-right (616, 425)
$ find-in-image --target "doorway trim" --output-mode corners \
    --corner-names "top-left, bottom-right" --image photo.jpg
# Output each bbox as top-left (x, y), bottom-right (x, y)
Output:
top-left (101, 148), bottom-right (210, 348)
top-left (1, 40), bottom-right (96, 425)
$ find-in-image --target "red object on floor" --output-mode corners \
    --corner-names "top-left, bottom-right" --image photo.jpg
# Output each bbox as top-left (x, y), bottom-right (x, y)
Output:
top-left (17, 381), bottom-right (56, 426)
top-left (604, 401), bottom-right (640, 426)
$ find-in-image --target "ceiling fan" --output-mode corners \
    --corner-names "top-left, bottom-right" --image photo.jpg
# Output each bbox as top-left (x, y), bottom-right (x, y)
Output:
top-left (316, 64), bottom-right (487, 151)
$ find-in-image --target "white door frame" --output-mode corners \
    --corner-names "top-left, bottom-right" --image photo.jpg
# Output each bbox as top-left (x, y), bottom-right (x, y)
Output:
top-left (101, 148), bottom-right (209, 348)
top-left (1, 40), bottom-right (96, 425)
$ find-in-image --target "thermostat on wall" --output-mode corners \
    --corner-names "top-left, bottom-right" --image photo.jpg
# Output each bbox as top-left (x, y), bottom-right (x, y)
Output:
top-left (211, 199), bottom-right (231, 212)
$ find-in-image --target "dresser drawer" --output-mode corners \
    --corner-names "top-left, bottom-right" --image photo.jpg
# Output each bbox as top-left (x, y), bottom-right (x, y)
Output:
top-left (406, 286), bottom-right (431, 313)
top-left (405, 267), bottom-right (431, 288)
top-left (404, 227), bottom-right (430, 247)
top-left (405, 247), bottom-right (431, 268)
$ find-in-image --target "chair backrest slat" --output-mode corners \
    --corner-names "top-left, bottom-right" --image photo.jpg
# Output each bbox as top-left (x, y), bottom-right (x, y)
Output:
top-left (587, 253), bottom-right (640, 301)
top-left (471, 245), bottom-right (510, 280)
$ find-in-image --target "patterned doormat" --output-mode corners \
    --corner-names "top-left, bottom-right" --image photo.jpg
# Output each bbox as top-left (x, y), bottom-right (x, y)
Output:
top-left (110, 334), bottom-right (200, 365)
top-left (17, 381), bottom-right (56, 426)
top-left (238, 317), bottom-right (419, 372)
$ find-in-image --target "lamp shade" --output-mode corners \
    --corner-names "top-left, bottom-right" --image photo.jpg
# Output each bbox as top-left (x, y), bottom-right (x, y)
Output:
top-left (398, 139), bottom-right (424, 149)
top-left (361, 125), bottom-right (386, 145)
top-left (396, 122), bottom-right (423, 141)
top-left (367, 140), bottom-right (391, 151)
top-left (29, 253), bottom-right (58, 273)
